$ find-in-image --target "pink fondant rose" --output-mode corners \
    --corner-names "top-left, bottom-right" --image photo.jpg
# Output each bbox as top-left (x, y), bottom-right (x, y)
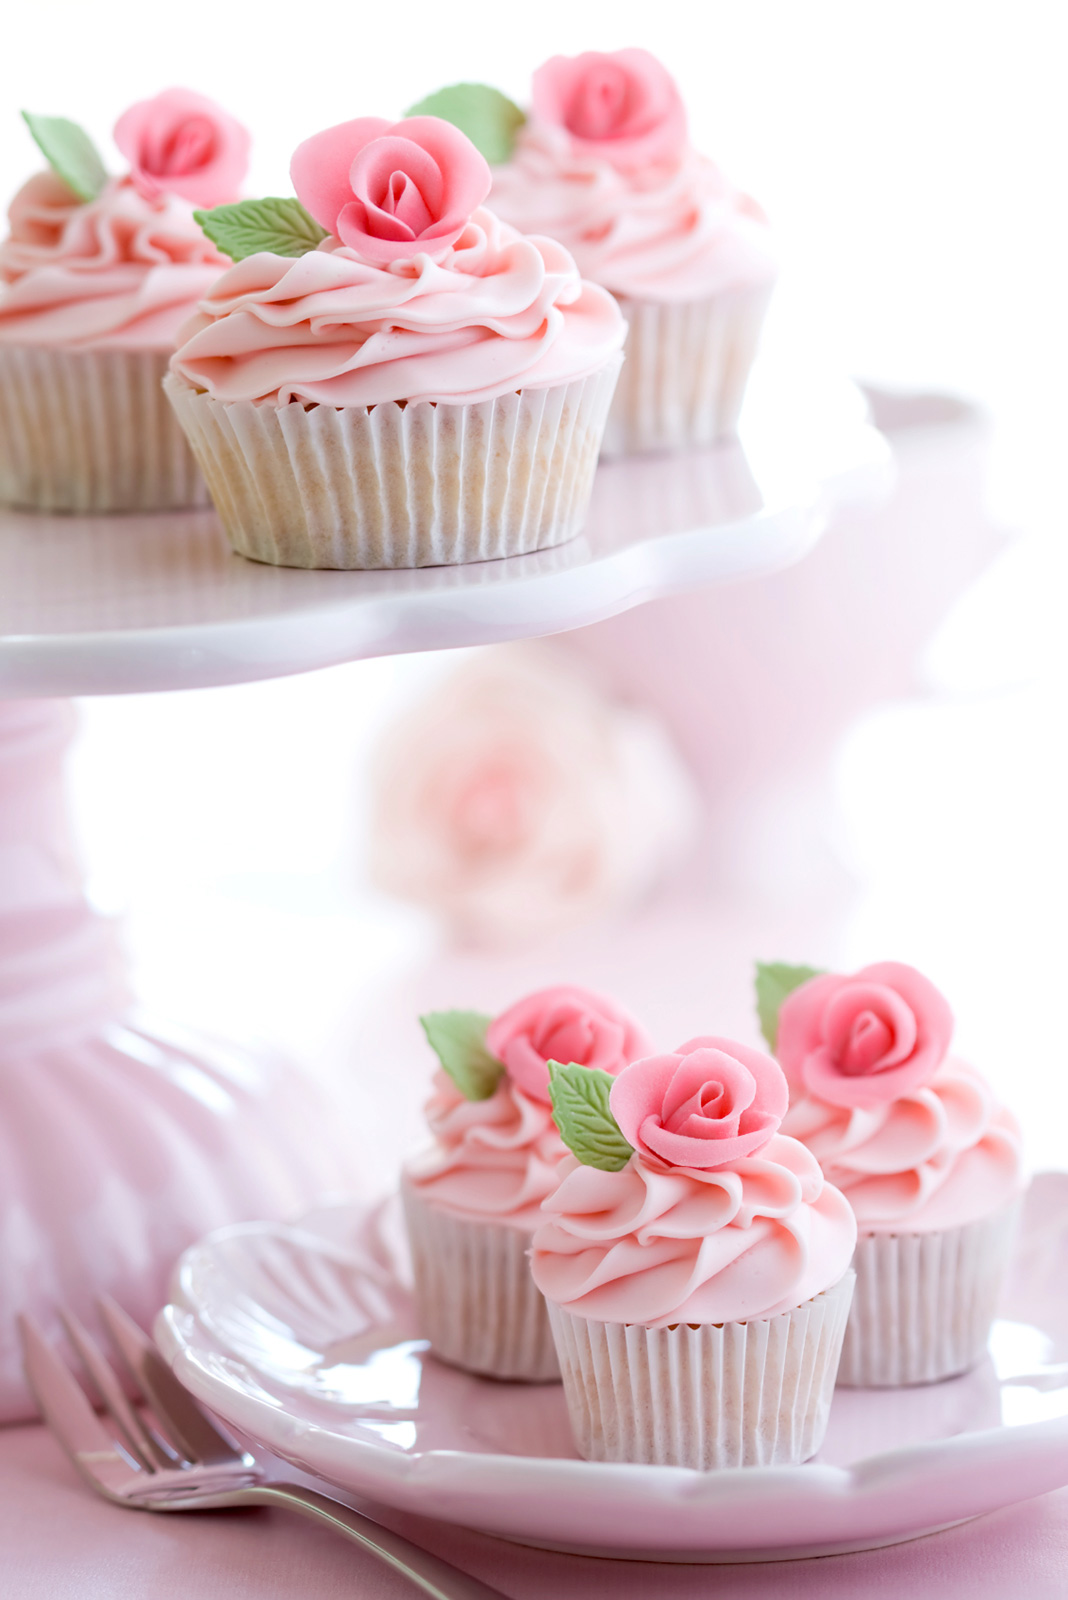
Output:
top-left (290, 116), bottom-right (491, 264)
top-left (113, 88), bottom-right (251, 207)
top-left (610, 1037), bottom-right (788, 1170)
top-left (776, 961), bottom-right (954, 1110)
top-left (531, 48), bottom-right (688, 171)
top-left (487, 986), bottom-right (652, 1106)
top-left (369, 647), bottom-right (699, 947)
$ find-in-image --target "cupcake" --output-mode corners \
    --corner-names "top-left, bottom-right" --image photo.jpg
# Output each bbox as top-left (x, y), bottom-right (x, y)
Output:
top-left (165, 115), bottom-right (625, 569)
top-left (532, 1039), bottom-right (857, 1468)
top-left (0, 90), bottom-right (250, 511)
top-left (402, 985), bottom-right (651, 1380)
top-left (483, 49), bottom-right (777, 455)
top-left (761, 960), bottom-right (1026, 1386)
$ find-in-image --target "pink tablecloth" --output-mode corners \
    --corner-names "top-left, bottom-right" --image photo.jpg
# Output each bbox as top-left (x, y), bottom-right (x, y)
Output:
top-left (3, 1422), bottom-right (1067, 1598)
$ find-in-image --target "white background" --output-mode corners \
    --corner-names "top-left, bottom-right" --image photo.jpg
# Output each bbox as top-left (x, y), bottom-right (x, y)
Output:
top-left (3, 2), bottom-right (1067, 1173)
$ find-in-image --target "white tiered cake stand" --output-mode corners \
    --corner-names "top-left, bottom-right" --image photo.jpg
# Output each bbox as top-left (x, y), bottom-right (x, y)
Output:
top-left (0, 378), bottom-right (890, 1423)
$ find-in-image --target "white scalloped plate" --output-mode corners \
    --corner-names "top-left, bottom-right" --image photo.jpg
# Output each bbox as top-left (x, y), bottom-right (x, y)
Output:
top-left (0, 371), bottom-right (890, 695)
top-left (156, 1175), bottom-right (1068, 1563)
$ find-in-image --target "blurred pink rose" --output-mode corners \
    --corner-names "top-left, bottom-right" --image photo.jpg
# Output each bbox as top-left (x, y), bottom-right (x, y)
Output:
top-left (290, 115), bottom-right (490, 263)
top-left (113, 88), bottom-right (251, 207)
top-left (367, 645), bottom-right (700, 946)
top-left (531, 48), bottom-right (688, 170)
top-left (610, 1037), bottom-right (788, 1169)
top-left (776, 961), bottom-right (954, 1109)
top-left (487, 985), bottom-right (653, 1104)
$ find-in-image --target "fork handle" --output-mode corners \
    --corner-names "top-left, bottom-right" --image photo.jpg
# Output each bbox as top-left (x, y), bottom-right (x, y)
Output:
top-left (170, 1482), bottom-right (511, 1600)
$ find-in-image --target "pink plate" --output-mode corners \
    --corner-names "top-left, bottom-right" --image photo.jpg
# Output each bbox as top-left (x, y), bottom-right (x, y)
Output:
top-left (156, 1174), bottom-right (1068, 1562)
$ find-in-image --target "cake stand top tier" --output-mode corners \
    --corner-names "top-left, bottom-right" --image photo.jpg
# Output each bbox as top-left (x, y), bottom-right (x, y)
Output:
top-left (0, 375), bottom-right (890, 697)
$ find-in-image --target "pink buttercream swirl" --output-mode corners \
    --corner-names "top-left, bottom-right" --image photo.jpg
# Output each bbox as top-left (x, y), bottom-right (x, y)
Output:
top-left (491, 125), bottom-right (775, 304)
top-left (0, 90), bottom-right (247, 350)
top-left (0, 174), bottom-right (231, 349)
top-left (404, 1071), bottom-right (564, 1231)
top-left (169, 205), bottom-right (624, 406)
top-left (781, 1059), bottom-right (1024, 1234)
top-left (487, 984), bottom-right (652, 1105)
top-left (530, 1134), bottom-right (857, 1326)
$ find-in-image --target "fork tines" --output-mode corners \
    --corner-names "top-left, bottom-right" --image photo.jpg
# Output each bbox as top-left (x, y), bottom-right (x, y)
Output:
top-left (18, 1300), bottom-right (245, 1502)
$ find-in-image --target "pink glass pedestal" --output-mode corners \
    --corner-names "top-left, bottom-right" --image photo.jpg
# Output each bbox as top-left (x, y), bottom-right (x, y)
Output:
top-left (558, 388), bottom-right (1007, 900)
top-left (0, 699), bottom-right (356, 1423)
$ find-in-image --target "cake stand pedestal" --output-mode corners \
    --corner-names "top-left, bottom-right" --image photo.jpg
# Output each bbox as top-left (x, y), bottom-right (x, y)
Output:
top-left (0, 699), bottom-right (359, 1421)
top-left (0, 378), bottom-right (891, 1422)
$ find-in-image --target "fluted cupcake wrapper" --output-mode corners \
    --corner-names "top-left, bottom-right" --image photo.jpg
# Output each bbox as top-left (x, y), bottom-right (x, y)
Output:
top-left (547, 1270), bottom-right (855, 1470)
top-left (164, 357), bottom-right (621, 570)
top-left (836, 1202), bottom-right (1020, 1388)
top-left (600, 285), bottom-right (772, 458)
top-left (401, 1182), bottom-right (559, 1382)
top-left (0, 345), bottom-right (209, 513)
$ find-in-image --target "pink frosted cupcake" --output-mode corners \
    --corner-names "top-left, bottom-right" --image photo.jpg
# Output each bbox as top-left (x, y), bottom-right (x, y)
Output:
top-left (533, 1039), bottom-right (857, 1468)
top-left (165, 115), bottom-right (625, 568)
top-left (402, 986), bottom-right (651, 1380)
top-left (763, 960), bottom-right (1025, 1386)
top-left (488, 49), bottom-right (777, 455)
top-left (0, 91), bottom-right (249, 511)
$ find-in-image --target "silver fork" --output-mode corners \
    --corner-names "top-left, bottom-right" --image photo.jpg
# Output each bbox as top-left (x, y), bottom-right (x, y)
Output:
top-left (20, 1299), bottom-right (508, 1600)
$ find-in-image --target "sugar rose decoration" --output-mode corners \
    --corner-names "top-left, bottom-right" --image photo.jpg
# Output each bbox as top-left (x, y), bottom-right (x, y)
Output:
top-left (610, 1038), bottom-right (789, 1170)
top-left (487, 986), bottom-right (652, 1105)
top-left (368, 646), bottom-right (700, 947)
top-left (290, 115), bottom-right (491, 263)
top-left (531, 48), bottom-right (688, 170)
top-left (776, 961), bottom-right (954, 1110)
top-left (113, 88), bottom-right (250, 207)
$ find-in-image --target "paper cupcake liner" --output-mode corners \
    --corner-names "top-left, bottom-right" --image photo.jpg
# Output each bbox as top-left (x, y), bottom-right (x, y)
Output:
top-left (547, 1270), bottom-right (855, 1469)
top-left (164, 357), bottom-right (621, 570)
top-left (600, 285), bottom-right (772, 457)
top-left (402, 1182), bottom-right (559, 1382)
top-left (0, 345), bottom-right (209, 513)
top-left (836, 1203), bottom-right (1020, 1387)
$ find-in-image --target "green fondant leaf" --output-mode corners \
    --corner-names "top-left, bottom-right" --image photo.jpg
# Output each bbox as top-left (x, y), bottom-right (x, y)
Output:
top-left (755, 961), bottom-right (825, 1051)
top-left (420, 1010), bottom-right (504, 1101)
top-left (193, 197), bottom-right (329, 262)
top-left (548, 1061), bottom-right (634, 1172)
top-left (21, 112), bottom-right (108, 203)
top-left (404, 83), bottom-right (526, 165)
